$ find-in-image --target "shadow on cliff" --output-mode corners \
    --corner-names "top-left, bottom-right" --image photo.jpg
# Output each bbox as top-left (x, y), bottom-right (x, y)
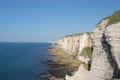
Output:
top-left (101, 33), bottom-right (119, 79)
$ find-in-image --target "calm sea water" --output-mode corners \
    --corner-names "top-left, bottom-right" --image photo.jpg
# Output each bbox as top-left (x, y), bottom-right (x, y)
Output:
top-left (0, 42), bottom-right (52, 80)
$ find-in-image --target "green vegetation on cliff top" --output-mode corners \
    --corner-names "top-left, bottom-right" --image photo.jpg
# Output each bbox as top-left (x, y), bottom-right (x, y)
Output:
top-left (65, 32), bottom-right (91, 38)
top-left (80, 47), bottom-right (92, 59)
top-left (97, 10), bottom-right (120, 27)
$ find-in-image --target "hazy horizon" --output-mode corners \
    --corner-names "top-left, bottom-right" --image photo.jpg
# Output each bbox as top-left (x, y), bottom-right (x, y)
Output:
top-left (0, 0), bottom-right (120, 42)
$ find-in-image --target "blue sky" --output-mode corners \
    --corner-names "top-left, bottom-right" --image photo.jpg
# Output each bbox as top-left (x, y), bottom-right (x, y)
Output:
top-left (0, 0), bottom-right (120, 42)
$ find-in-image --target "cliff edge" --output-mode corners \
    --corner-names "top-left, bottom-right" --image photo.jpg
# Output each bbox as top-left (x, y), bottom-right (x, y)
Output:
top-left (60, 11), bottom-right (120, 80)
top-left (58, 33), bottom-right (92, 64)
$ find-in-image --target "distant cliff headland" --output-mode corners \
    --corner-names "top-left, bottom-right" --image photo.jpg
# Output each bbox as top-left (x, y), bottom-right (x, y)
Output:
top-left (49, 11), bottom-right (120, 80)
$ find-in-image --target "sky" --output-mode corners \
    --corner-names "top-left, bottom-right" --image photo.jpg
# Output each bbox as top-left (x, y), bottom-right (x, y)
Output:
top-left (0, 0), bottom-right (120, 42)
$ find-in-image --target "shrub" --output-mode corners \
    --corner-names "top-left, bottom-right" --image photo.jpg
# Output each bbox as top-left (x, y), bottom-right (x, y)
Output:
top-left (107, 10), bottom-right (120, 26)
top-left (96, 10), bottom-right (120, 27)
top-left (80, 47), bottom-right (92, 59)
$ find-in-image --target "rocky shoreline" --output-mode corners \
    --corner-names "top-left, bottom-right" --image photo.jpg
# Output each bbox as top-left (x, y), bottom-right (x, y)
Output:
top-left (42, 46), bottom-right (81, 80)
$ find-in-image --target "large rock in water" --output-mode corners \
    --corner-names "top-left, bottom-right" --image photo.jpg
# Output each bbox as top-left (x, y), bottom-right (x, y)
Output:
top-left (66, 11), bottom-right (120, 80)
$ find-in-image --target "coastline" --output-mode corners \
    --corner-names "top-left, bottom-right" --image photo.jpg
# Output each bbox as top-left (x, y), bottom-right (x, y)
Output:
top-left (42, 45), bottom-right (81, 80)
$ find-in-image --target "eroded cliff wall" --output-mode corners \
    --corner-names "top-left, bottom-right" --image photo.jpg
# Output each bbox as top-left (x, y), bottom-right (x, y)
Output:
top-left (58, 33), bottom-right (92, 64)
top-left (66, 11), bottom-right (120, 80)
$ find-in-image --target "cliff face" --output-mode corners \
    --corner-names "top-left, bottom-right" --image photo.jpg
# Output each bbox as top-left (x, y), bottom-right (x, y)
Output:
top-left (90, 20), bottom-right (120, 80)
top-left (58, 33), bottom-right (91, 63)
top-left (61, 11), bottom-right (120, 80)
top-left (66, 11), bottom-right (120, 80)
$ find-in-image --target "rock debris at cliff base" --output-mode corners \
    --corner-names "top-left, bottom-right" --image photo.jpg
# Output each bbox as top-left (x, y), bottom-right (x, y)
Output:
top-left (42, 46), bottom-right (81, 80)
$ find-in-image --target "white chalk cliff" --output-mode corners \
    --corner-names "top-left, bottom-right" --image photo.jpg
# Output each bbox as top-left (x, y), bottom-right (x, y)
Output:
top-left (58, 11), bottom-right (120, 80)
top-left (58, 33), bottom-right (91, 64)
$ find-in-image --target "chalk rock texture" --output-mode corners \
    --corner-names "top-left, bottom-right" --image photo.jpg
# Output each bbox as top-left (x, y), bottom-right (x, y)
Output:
top-left (66, 11), bottom-right (120, 80)
top-left (58, 33), bottom-right (91, 56)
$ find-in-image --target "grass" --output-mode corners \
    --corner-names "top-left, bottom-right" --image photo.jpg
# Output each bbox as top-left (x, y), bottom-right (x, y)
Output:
top-left (107, 11), bottom-right (120, 27)
top-left (80, 47), bottom-right (92, 59)
top-left (65, 32), bottom-right (91, 38)
top-left (96, 10), bottom-right (120, 27)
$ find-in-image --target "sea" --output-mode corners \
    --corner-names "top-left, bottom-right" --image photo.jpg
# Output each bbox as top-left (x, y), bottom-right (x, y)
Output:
top-left (0, 42), bottom-right (52, 80)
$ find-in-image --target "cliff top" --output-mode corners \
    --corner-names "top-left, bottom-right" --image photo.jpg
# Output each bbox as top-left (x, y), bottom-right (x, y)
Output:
top-left (65, 32), bottom-right (91, 38)
top-left (58, 32), bottom-right (91, 39)
top-left (96, 10), bottom-right (120, 27)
